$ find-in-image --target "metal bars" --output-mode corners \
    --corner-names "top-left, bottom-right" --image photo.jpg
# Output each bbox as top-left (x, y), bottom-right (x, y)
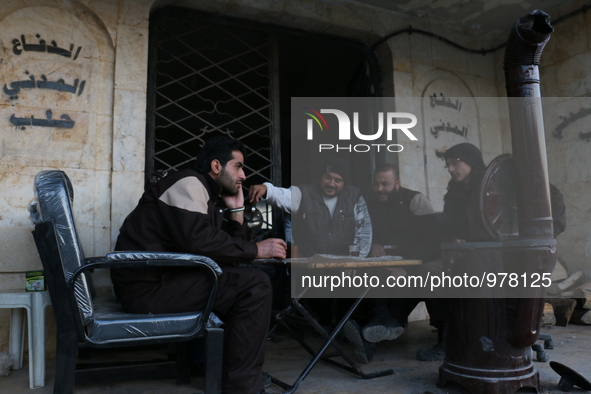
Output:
top-left (148, 11), bottom-right (276, 188)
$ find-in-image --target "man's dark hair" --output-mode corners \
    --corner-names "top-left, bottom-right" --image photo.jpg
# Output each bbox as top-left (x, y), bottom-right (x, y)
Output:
top-left (375, 163), bottom-right (400, 181)
top-left (195, 136), bottom-right (247, 174)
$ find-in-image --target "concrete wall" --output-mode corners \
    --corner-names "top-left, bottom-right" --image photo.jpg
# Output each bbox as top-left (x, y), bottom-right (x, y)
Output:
top-left (538, 7), bottom-right (591, 279)
top-left (385, 32), bottom-right (502, 211)
top-left (0, 0), bottom-right (588, 358)
top-left (0, 0), bottom-right (116, 357)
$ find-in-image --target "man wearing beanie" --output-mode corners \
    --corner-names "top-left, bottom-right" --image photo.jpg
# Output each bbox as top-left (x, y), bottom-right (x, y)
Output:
top-left (249, 157), bottom-right (371, 258)
top-left (444, 142), bottom-right (486, 172)
top-left (249, 157), bottom-right (373, 362)
top-left (443, 142), bottom-right (490, 242)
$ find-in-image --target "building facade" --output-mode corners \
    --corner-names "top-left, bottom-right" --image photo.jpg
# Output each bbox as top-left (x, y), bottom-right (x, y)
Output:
top-left (0, 0), bottom-right (589, 357)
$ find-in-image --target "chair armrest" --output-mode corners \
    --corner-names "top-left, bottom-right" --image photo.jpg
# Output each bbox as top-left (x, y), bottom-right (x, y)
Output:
top-left (106, 252), bottom-right (223, 276)
top-left (72, 257), bottom-right (221, 285)
top-left (69, 254), bottom-right (220, 338)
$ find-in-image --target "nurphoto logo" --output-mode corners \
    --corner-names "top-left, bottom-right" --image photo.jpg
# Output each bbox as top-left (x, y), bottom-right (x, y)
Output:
top-left (303, 107), bottom-right (418, 153)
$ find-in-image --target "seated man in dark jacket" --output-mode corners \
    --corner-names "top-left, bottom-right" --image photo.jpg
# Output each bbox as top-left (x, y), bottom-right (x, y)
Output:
top-left (111, 136), bottom-right (286, 394)
top-left (345, 164), bottom-right (446, 361)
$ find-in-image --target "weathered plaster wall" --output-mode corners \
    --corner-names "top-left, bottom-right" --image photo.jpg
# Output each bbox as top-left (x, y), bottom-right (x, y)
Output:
top-left (0, 0), bottom-right (588, 360)
top-left (488, 4), bottom-right (591, 278)
top-left (0, 0), bottom-right (115, 357)
top-left (384, 32), bottom-right (502, 211)
top-left (384, 3), bottom-right (591, 279)
top-left (539, 8), bottom-right (591, 278)
top-left (0, 0), bottom-right (409, 358)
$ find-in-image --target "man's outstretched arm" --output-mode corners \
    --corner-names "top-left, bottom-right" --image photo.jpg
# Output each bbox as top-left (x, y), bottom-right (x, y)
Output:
top-left (248, 183), bottom-right (302, 214)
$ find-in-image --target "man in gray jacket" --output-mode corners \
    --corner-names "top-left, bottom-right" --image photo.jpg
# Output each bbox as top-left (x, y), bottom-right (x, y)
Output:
top-left (249, 158), bottom-right (373, 362)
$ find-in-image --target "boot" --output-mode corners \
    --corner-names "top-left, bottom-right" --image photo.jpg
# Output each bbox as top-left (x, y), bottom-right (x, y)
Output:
top-left (342, 319), bottom-right (375, 364)
top-left (362, 305), bottom-right (404, 343)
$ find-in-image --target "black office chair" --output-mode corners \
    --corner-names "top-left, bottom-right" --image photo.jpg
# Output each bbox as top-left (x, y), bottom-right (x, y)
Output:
top-left (30, 170), bottom-right (224, 393)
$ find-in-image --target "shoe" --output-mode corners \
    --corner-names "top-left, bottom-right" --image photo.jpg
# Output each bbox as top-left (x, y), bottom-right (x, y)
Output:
top-left (262, 371), bottom-right (272, 388)
top-left (416, 341), bottom-right (445, 361)
top-left (362, 317), bottom-right (404, 343)
top-left (342, 319), bottom-right (375, 364)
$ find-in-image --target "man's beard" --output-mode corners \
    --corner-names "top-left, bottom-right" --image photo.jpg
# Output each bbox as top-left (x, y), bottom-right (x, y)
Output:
top-left (322, 186), bottom-right (338, 197)
top-left (218, 168), bottom-right (239, 196)
top-left (378, 188), bottom-right (400, 202)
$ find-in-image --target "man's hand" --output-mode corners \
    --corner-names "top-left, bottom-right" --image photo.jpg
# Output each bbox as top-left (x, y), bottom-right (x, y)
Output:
top-left (256, 238), bottom-right (287, 259)
top-left (248, 184), bottom-right (267, 204)
top-left (221, 187), bottom-right (246, 224)
top-left (369, 244), bottom-right (385, 257)
top-left (222, 185), bottom-right (245, 210)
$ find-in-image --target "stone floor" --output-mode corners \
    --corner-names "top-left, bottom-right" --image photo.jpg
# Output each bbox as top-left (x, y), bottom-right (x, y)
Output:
top-left (1, 319), bottom-right (590, 393)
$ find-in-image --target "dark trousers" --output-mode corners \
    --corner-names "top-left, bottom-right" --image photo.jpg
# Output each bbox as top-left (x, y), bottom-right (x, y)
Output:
top-left (308, 298), bottom-right (370, 327)
top-left (118, 265), bottom-right (272, 394)
top-left (373, 259), bottom-right (446, 330)
top-left (375, 297), bottom-right (445, 330)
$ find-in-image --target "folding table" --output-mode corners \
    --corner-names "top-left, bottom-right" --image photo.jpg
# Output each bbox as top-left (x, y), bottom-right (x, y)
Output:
top-left (259, 257), bottom-right (421, 393)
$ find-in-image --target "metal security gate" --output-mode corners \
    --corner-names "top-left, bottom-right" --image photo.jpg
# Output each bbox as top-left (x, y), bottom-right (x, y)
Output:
top-left (147, 8), bottom-right (279, 188)
top-left (146, 8), bottom-right (280, 236)
top-left (146, 8), bottom-right (380, 238)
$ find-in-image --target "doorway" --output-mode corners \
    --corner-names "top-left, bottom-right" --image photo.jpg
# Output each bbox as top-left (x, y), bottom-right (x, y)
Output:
top-left (146, 7), bottom-right (380, 235)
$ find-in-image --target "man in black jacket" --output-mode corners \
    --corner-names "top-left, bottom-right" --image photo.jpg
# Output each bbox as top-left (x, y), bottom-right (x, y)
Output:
top-left (111, 136), bottom-right (286, 394)
top-left (352, 164), bottom-right (446, 361)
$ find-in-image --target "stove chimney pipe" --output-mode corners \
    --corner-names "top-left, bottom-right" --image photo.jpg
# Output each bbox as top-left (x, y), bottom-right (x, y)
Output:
top-left (504, 9), bottom-right (554, 239)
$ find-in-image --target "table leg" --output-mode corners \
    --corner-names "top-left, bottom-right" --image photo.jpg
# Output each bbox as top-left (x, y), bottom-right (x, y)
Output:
top-left (271, 288), bottom-right (394, 393)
